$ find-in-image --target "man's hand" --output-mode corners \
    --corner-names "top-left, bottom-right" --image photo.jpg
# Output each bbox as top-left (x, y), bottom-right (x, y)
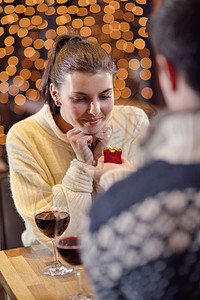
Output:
top-left (83, 156), bottom-right (134, 182)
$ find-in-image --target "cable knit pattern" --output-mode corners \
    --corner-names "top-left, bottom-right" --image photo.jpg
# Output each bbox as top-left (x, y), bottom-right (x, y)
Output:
top-left (62, 159), bottom-right (93, 193)
top-left (6, 103), bottom-right (149, 248)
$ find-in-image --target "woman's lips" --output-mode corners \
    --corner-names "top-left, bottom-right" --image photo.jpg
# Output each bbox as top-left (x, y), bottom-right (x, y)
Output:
top-left (83, 118), bottom-right (102, 126)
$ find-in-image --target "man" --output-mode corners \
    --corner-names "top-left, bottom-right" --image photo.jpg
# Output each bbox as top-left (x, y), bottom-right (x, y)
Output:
top-left (81, 0), bottom-right (200, 299)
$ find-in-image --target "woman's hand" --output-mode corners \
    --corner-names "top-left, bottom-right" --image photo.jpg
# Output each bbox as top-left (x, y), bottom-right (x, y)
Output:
top-left (67, 128), bottom-right (94, 165)
top-left (92, 124), bottom-right (111, 162)
top-left (84, 156), bottom-right (134, 182)
top-left (67, 124), bottom-right (111, 165)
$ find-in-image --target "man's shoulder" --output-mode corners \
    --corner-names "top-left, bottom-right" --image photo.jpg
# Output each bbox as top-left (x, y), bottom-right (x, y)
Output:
top-left (89, 160), bottom-right (200, 233)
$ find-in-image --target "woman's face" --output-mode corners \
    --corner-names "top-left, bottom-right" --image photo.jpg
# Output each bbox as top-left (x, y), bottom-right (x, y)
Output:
top-left (53, 71), bottom-right (114, 135)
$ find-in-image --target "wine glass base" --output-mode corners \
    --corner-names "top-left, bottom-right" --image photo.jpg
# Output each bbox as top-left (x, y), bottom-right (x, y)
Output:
top-left (42, 264), bottom-right (73, 277)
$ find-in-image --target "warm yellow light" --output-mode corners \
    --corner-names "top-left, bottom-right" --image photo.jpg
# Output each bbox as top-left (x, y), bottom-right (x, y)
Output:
top-left (9, 25), bottom-right (19, 34)
top-left (0, 71), bottom-right (9, 82)
top-left (110, 31), bottom-right (121, 40)
top-left (44, 39), bottom-right (54, 50)
top-left (122, 31), bottom-right (134, 41)
top-left (57, 26), bottom-right (69, 35)
top-left (132, 6), bottom-right (143, 16)
top-left (141, 57), bottom-right (152, 69)
top-left (77, 8), bottom-right (88, 16)
top-left (14, 94), bottom-right (26, 106)
top-left (17, 28), bottom-right (28, 38)
top-left (45, 7), bottom-right (56, 16)
top-left (103, 14), bottom-right (114, 23)
top-left (121, 87), bottom-right (131, 99)
top-left (135, 0), bottom-right (147, 4)
top-left (125, 3), bottom-right (135, 11)
top-left (134, 38), bottom-right (145, 49)
top-left (123, 12), bottom-right (134, 22)
top-left (80, 26), bottom-right (92, 37)
top-left (31, 16), bottom-right (43, 26)
top-left (139, 17), bottom-right (148, 27)
top-left (117, 68), bottom-right (128, 80)
top-left (8, 56), bottom-right (19, 66)
top-left (19, 18), bottom-right (31, 28)
top-left (34, 39), bottom-right (44, 49)
top-left (116, 39), bottom-right (126, 50)
top-left (104, 5), bottom-right (115, 15)
top-left (24, 7), bottom-right (35, 16)
top-left (114, 88), bottom-right (121, 100)
top-left (141, 87), bottom-right (153, 99)
top-left (120, 22), bottom-right (130, 32)
top-left (34, 58), bottom-right (45, 70)
top-left (13, 75), bottom-right (25, 87)
top-left (37, 3), bottom-right (48, 13)
top-left (84, 16), bottom-right (95, 26)
top-left (26, 89), bottom-right (40, 101)
top-left (123, 42), bottom-right (135, 53)
top-left (90, 4), bottom-right (101, 13)
top-left (4, 5), bottom-right (15, 14)
top-left (6, 65), bottom-right (16, 76)
top-left (129, 58), bottom-right (140, 71)
top-left (0, 48), bottom-right (6, 59)
top-left (117, 58), bottom-right (129, 69)
top-left (24, 47), bottom-right (35, 58)
top-left (0, 93), bottom-right (8, 104)
top-left (4, 36), bottom-right (14, 46)
top-left (9, 85), bottom-right (19, 96)
top-left (68, 5), bottom-right (79, 14)
top-left (20, 69), bottom-right (31, 80)
top-left (45, 29), bottom-right (56, 39)
top-left (140, 69), bottom-right (151, 81)
top-left (101, 43), bottom-right (112, 54)
top-left (138, 27), bottom-right (148, 38)
top-left (114, 79), bottom-right (126, 90)
top-left (0, 82), bottom-right (9, 93)
top-left (72, 19), bottom-right (83, 28)
top-left (57, 6), bottom-right (68, 15)
top-left (22, 36), bottom-right (33, 47)
top-left (0, 27), bottom-right (4, 36)
top-left (15, 5), bottom-right (26, 14)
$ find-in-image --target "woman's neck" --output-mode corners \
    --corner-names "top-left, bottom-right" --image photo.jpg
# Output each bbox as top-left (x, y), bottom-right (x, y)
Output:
top-left (53, 113), bottom-right (73, 133)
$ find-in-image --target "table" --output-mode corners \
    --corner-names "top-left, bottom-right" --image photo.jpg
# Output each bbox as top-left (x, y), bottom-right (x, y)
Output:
top-left (0, 244), bottom-right (94, 300)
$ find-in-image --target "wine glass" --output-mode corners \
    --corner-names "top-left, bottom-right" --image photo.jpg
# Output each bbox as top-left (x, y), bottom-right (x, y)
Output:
top-left (55, 235), bottom-right (94, 299)
top-left (34, 195), bottom-right (73, 276)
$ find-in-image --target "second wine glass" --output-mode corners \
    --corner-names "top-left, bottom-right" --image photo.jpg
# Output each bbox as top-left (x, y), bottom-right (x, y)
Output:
top-left (34, 196), bottom-right (73, 276)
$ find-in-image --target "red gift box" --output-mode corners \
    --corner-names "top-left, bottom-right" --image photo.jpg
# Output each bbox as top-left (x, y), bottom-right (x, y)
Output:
top-left (104, 146), bottom-right (122, 164)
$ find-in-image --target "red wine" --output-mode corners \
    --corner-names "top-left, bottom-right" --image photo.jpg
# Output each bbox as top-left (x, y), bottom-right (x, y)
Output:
top-left (35, 211), bottom-right (70, 238)
top-left (56, 236), bottom-right (82, 266)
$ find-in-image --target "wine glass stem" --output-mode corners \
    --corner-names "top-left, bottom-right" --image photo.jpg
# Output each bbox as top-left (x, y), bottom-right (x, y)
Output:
top-left (51, 238), bottom-right (60, 266)
top-left (75, 266), bottom-right (81, 298)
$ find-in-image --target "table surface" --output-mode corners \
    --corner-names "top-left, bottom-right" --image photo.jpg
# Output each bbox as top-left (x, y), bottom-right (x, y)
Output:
top-left (0, 244), bottom-right (94, 300)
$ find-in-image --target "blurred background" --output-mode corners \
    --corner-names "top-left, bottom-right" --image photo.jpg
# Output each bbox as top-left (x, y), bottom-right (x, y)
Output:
top-left (0, 0), bottom-right (158, 165)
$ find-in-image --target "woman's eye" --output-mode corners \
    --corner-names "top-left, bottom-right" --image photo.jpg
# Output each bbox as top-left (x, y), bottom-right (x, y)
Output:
top-left (99, 94), bottom-right (111, 100)
top-left (72, 97), bottom-right (87, 102)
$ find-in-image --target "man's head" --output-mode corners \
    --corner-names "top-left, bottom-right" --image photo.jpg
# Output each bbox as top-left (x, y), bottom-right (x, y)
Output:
top-left (148, 0), bottom-right (200, 109)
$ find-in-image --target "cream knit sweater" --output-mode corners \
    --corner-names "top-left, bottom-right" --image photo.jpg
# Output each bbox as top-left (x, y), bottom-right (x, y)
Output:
top-left (6, 103), bottom-right (149, 249)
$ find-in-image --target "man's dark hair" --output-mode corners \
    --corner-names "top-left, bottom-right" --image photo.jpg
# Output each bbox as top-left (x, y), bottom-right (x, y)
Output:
top-left (148, 0), bottom-right (200, 94)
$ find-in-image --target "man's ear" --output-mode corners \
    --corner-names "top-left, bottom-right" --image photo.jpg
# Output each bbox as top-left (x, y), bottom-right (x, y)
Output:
top-left (156, 53), bottom-right (177, 91)
top-left (49, 83), bottom-right (62, 106)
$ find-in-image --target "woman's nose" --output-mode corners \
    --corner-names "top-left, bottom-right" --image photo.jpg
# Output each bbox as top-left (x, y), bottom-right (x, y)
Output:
top-left (89, 100), bottom-right (101, 116)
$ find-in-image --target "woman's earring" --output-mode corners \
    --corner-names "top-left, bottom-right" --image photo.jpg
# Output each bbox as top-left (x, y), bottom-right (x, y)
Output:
top-left (55, 101), bottom-right (61, 107)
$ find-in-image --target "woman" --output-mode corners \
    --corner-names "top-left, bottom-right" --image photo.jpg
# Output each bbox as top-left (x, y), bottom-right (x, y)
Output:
top-left (6, 34), bottom-right (149, 249)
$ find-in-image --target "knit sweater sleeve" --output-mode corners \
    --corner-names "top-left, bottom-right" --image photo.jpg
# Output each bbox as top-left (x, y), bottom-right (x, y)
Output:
top-left (6, 123), bottom-right (93, 249)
